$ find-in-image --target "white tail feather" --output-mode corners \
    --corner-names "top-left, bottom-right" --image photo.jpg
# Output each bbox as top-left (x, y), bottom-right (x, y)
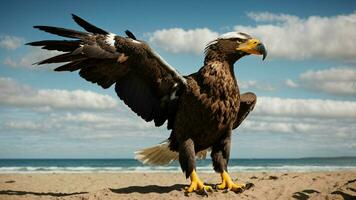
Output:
top-left (135, 141), bottom-right (210, 166)
top-left (135, 141), bottom-right (178, 165)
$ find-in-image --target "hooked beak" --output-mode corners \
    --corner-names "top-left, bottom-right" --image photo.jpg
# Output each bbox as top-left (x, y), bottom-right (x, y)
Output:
top-left (236, 39), bottom-right (267, 60)
top-left (257, 43), bottom-right (267, 60)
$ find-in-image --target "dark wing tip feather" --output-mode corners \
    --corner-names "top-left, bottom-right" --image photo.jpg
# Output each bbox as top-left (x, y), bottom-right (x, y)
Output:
top-left (33, 25), bottom-right (51, 31)
top-left (32, 25), bottom-right (87, 39)
top-left (71, 14), bottom-right (109, 35)
top-left (125, 30), bottom-right (137, 40)
top-left (36, 53), bottom-right (86, 65)
top-left (54, 61), bottom-right (82, 72)
top-left (25, 41), bottom-right (35, 46)
top-left (25, 40), bottom-right (81, 52)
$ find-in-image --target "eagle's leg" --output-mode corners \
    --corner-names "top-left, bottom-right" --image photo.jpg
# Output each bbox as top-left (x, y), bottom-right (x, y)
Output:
top-left (211, 132), bottom-right (249, 192)
top-left (179, 139), bottom-right (213, 195)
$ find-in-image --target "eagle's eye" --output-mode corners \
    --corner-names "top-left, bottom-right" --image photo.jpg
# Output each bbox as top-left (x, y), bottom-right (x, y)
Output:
top-left (235, 38), bottom-right (246, 43)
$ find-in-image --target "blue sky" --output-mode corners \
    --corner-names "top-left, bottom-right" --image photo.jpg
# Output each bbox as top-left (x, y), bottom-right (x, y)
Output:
top-left (0, 0), bottom-right (355, 158)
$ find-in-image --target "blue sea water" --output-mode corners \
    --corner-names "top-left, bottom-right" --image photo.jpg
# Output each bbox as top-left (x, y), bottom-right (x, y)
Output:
top-left (0, 158), bottom-right (356, 173)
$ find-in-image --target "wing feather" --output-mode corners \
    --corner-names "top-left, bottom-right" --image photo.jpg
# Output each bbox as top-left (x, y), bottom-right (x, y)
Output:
top-left (72, 14), bottom-right (109, 35)
top-left (33, 26), bottom-right (87, 39)
top-left (233, 92), bottom-right (257, 129)
top-left (28, 14), bottom-right (185, 128)
top-left (26, 40), bottom-right (81, 52)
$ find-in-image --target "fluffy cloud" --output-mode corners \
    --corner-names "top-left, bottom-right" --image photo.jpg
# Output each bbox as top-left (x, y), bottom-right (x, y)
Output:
top-left (240, 117), bottom-right (355, 137)
top-left (0, 77), bottom-right (118, 110)
top-left (54, 112), bottom-right (153, 130)
top-left (149, 28), bottom-right (218, 54)
top-left (148, 12), bottom-right (356, 60)
top-left (3, 57), bottom-right (18, 67)
top-left (242, 119), bottom-right (324, 134)
top-left (3, 48), bottom-right (61, 68)
top-left (300, 67), bottom-right (356, 96)
top-left (255, 96), bottom-right (356, 118)
top-left (235, 12), bottom-right (356, 60)
top-left (285, 67), bottom-right (356, 96)
top-left (2, 111), bottom-right (160, 139)
top-left (239, 80), bottom-right (276, 91)
top-left (3, 120), bottom-right (55, 132)
top-left (285, 79), bottom-right (299, 88)
top-left (238, 96), bottom-right (356, 137)
top-left (0, 35), bottom-right (24, 50)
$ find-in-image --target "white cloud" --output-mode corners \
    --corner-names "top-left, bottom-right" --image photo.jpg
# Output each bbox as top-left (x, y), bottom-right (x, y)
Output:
top-left (0, 78), bottom-right (162, 141)
top-left (238, 96), bottom-right (356, 137)
top-left (235, 12), bottom-right (356, 60)
top-left (239, 80), bottom-right (276, 91)
top-left (55, 112), bottom-right (153, 130)
top-left (3, 48), bottom-right (61, 68)
top-left (149, 28), bottom-right (219, 54)
top-left (0, 77), bottom-right (118, 110)
top-left (0, 35), bottom-right (24, 50)
top-left (300, 67), bottom-right (356, 95)
top-left (148, 12), bottom-right (356, 60)
top-left (247, 12), bottom-right (299, 23)
top-left (242, 120), bottom-right (321, 134)
top-left (3, 120), bottom-right (55, 132)
top-left (3, 58), bottom-right (18, 67)
top-left (285, 79), bottom-right (299, 88)
top-left (63, 112), bottom-right (122, 130)
top-left (255, 96), bottom-right (356, 118)
top-left (240, 117), bottom-right (355, 136)
top-left (3, 111), bottom-right (159, 139)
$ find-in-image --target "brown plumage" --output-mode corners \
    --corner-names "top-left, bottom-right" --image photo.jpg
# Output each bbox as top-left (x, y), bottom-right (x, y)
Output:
top-left (27, 14), bottom-right (266, 194)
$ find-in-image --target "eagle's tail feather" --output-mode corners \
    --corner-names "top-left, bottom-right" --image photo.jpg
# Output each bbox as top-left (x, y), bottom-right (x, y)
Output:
top-left (135, 141), bottom-right (178, 166)
top-left (196, 149), bottom-right (209, 159)
top-left (135, 141), bottom-right (210, 166)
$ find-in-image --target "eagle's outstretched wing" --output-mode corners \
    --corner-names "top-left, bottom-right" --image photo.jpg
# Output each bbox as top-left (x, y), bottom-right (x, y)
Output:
top-left (27, 14), bottom-right (186, 128)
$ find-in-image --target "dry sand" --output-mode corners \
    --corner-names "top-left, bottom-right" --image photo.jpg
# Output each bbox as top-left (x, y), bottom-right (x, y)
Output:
top-left (0, 171), bottom-right (355, 200)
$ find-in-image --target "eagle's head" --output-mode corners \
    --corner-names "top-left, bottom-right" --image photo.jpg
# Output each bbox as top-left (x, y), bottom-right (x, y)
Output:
top-left (205, 32), bottom-right (267, 64)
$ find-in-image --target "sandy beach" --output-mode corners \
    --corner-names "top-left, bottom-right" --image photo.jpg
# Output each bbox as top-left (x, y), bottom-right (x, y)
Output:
top-left (0, 171), bottom-right (355, 200)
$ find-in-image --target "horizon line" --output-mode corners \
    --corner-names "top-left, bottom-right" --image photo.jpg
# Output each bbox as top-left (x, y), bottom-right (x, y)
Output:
top-left (1, 156), bottom-right (355, 160)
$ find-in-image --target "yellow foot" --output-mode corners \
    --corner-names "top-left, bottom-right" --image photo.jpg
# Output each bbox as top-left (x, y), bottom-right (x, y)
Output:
top-left (185, 170), bottom-right (213, 196)
top-left (216, 171), bottom-right (254, 193)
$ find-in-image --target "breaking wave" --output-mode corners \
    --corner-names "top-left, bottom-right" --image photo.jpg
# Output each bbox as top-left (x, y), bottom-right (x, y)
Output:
top-left (1, 165), bottom-right (355, 173)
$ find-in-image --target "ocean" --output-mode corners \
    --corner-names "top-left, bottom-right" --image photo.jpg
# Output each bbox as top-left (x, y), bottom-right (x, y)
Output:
top-left (1, 157), bottom-right (356, 173)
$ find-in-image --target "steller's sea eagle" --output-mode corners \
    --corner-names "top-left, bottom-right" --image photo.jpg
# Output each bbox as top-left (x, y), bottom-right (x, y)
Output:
top-left (28, 14), bottom-right (267, 195)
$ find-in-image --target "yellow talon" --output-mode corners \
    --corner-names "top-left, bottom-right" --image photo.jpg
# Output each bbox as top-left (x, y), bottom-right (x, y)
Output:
top-left (217, 171), bottom-right (247, 192)
top-left (185, 170), bottom-right (213, 195)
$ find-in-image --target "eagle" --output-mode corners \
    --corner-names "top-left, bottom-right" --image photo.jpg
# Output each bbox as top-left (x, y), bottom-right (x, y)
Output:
top-left (28, 14), bottom-right (267, 195)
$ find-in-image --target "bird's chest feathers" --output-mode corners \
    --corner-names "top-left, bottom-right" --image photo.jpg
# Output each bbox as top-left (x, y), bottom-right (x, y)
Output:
top-left (193, 61), bottom-right (240, 127)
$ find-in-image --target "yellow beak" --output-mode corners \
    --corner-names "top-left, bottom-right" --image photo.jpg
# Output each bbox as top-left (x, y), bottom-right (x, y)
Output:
top-left (236, 39), bottom-right (267, 60)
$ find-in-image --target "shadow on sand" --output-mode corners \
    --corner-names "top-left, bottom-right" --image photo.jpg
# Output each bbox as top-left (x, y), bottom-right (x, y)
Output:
top-left (0, 190), bottom-right (88, 197)
top-left (110, 184), bottom-right (186, 194)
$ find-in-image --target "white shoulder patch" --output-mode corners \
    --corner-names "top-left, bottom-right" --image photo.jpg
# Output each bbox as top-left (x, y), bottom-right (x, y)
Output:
top-left (218, 32), bottom-right (251, 40)
top-left (105, 33), bottom-right (116, 46)
top-left (130, 39), bottom-right (141, 44)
